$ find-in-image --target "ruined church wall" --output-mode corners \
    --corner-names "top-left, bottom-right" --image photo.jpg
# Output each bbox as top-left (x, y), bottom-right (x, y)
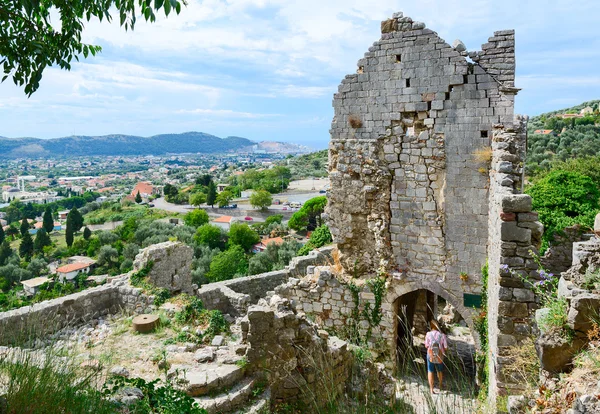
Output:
top-left (326, 14), bottom-right (517, 304)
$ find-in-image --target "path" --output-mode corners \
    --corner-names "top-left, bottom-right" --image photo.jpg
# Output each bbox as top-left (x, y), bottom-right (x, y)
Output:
top-left (396, 377), bottom-right (477, 414)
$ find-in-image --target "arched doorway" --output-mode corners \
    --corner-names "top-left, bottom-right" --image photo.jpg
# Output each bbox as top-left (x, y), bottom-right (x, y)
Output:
top-left (393, 289), bottom-right (478, 393)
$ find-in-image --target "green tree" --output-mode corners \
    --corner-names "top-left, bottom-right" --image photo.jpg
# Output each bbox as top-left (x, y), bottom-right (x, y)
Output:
top-left (34, 228), bottom-right (51, 253)
top-left (207, 245), bottom-right (248, 282)
top-left (27, 257), bottom-right (47, 277)
top-left (83, 227), bottom-right (92, 240)
top-left (0, 0), bottom-right (186, 95)
top-left (19, 231), bottom-right (34, 259)
top-left (135, 191), bottom-right (142, 204)
top-left (250, 190), bottom-right (272, 211)
top-left (265, 214), bottom-right (283, 226)
top-left (43, 206), bottom-right (54, 233)
top-left (194, 224), bottom-right (225, 250)
top-left (123, 243), bottom-right (140, 261)
top-left (189, 192), bottom-right (207, 207)
top-left (97, 245), bottom-right (118, 266)
top-left (19, 217), bottom-right (29, 236)
top-left (65, 218), bottom-right (74, 248)
top-left (526, 170), bottom-right (600, 245)
top-left (0, 225), bottom-right (4, 245)
top-left (298, 225), bottom-right (332, 256)
top-left (0, 241), bottom-right (12, 266)
top-left (184, 209), bottom-right (209, 228)
top-left (206, 182), bottom-right (217, 207)
top-left (248, 252), bottom-right (273, 275)
top-left (216, 190), bottom-right (233, 208)
top-left (288, 196), bottom-right (327, 232)
top-left (195, 174), bottom-right (213, 186)
top-left (163, 184), bottom-right (178, 199)
top-left (68, 207), bottom-right (84, 232)
top-left (228, 223), bottom-right (260, 252)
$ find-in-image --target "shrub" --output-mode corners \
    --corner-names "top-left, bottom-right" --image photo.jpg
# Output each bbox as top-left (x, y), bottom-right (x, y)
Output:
top-left (228, 222), bottom-right (259, 252)
top-left (207, 245), bottom-right (247, 282)
top-left (184, 209), bottom-right (209, 228)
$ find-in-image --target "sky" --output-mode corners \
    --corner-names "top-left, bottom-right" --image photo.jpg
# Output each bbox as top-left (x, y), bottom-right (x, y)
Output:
top-left (1, 0), bottom-right (599, 150)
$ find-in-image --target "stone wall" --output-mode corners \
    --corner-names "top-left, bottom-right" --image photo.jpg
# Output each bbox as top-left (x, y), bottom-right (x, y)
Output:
top-left (486, 120), bottom-right (542, 404)
top-left (241, 294), bottom-right (396, 409)
top-left (0, 277), bottom-right (152, 345)
top-left (197, 247), bottom-right (334, 317)
top-left (327, 12), bottom-right (517, 294)
top-left (541, 225), bottom-right (587, 275)
top-left (133, 241), bottom-right (194, 295)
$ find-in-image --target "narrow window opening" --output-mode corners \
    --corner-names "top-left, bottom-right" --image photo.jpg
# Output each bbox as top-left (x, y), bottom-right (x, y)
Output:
top-left (463, 74), bottom-right (469, 84)
top-left (406, 78), bottom-right (411, 87)
top-left (357, 66), bottom-right (364, 74)
top-left (395, 55), bottom-right (402, 63)
top-left (481, 130), bottom-right (489, 138)
top-left (445, 92), bottom-right (450, 100)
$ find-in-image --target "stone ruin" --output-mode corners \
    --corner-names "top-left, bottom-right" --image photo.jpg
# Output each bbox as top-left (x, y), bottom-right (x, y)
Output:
top-left (323, 11), bottom-right (543, 407)
top-left (0, 11), bottom-right (582, 413)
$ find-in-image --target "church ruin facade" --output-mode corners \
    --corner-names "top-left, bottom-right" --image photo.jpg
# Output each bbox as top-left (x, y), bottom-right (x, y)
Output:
top-left (325, 12), bottom-right (542, 405)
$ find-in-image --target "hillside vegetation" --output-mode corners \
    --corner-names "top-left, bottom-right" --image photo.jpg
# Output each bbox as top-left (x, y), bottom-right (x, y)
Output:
top-left (527, 100), bottom-right (600, 174)
top-left (284, 149), bottom-right (328, 179)
top-left (0, 132), bottom-right (254, 158)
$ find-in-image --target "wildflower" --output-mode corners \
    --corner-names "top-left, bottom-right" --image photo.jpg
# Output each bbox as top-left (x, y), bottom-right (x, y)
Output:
top-left (501, 264), bottom-right (509, 271)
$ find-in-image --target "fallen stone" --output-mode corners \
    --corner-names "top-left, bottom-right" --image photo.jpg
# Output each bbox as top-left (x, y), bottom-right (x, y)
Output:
top-left (195, 347), bottom-right (215, 363)
top-left (109, 366), bottom-right (130, 377)
top-left (211, 335), bottom-right (225, 347)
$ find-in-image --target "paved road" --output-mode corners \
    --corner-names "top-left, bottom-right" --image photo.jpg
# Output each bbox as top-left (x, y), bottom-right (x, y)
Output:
top-left (151, 197), bottom-right (194, 214)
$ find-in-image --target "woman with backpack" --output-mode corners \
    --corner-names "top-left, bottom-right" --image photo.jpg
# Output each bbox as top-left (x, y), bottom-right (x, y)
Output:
top-left (425, 319), bottom-right (448, 394)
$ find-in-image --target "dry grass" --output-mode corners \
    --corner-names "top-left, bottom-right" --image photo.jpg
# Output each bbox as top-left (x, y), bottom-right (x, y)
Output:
top-left (330, 248), bottom-right (344, 276)
top-left (472, 147), bottom-right (493, 164)
top-left (502, 337), bottom-right (539, 390)
top-left (348, 115), bottom-right (363, 129)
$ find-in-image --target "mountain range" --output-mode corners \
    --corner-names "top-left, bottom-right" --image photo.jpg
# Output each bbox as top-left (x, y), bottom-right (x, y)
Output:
top-left (0, 132), bottom-right (311, 158)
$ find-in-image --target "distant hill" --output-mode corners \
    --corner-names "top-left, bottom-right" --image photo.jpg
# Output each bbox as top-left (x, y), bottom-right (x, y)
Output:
top-left (527, 101), bottom-right (600, 173)
top-left (283, 149), bottom-right (328, 179)
top-left (0, 132), bottom-right (309, 158)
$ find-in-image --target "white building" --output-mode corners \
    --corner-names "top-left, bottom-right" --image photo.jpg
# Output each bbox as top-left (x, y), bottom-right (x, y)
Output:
top-left (55, 262), bottom-right (92, 282)
top-left (21, 277), bottom-right (50, 296)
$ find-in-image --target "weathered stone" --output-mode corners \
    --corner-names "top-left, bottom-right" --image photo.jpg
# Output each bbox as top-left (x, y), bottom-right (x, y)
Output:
top-left (195, 347), bottom-right (215, 363)
top-left (133, 242), bottom-right (193, 294)
top-left (501, 221), bottom-right (532, 243)
top-left (500, 195), bottom-right (533, 213)
top-left (452, 39), bottom-right (467, 52)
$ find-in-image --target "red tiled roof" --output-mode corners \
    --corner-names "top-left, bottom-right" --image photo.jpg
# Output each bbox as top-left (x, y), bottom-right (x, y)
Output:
top-left (213, 215), bottom-right (233, 223)
top-left (56, 262), bottom-right (90, 273)
top-left (261, 237), bottom-right (284, 246)
top-left (131, 182), bottom-right (154, 197)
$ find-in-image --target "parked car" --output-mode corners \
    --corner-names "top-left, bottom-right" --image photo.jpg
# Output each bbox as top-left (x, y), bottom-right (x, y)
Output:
top-left (319, 190), bottom-right (327, 194)
top-left (222, 204), bottom-right (238, 209)
top-left (244, 216), bottom-right (253, 221)
top-left (148, 203), bottom-right (155, 207)
top-left (282, 206), bottom-right (288, 211)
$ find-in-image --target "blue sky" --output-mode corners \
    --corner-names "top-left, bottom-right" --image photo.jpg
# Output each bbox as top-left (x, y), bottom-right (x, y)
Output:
top-left (1, 0), bottom-right (599, 149)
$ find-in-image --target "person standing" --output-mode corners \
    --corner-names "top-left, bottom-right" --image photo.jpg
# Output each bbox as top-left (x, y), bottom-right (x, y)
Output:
top-left (425, 319), bottom-right (448, 394)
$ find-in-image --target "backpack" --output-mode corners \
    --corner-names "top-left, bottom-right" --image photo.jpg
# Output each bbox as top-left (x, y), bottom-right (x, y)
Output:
top-left (428, 331), bottom-right (443, 363)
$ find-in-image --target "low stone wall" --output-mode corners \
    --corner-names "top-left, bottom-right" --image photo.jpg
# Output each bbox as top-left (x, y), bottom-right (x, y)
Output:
top-left (197, 246), bottom-right (335, 316)
top-left (241, 295), bottom-right (395, 409)
top-left (0, 277), bottom-right (152, 345)
top-left (541, 225), bottom-right (587, 275)
top-left (133, 241), bottom-right (194, 295)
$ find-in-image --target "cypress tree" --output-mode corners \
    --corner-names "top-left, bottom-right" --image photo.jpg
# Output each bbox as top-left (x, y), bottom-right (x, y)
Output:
top-left (0, 241), bottom-right (12, 266)
top-left (43, 206), bottom-right (54, 233)
top-left (20, 217), bottom-right (29, 236)
top-left (135, 191), bottom-right (142, 203)
top-left (66, 214), bottom-right (74, 247)
top-left (207, 181), bottom-right (217, 208)
top-left (68, 207), bottom-right (83, 232)
top-left (83, 227), bottom-right (92, 240)
top-left (0, 225), bottom-right (4, 245)
top-left (19, 231), bottom-right (34, 259)
top-left (34, 229), bottom-right (51, 253)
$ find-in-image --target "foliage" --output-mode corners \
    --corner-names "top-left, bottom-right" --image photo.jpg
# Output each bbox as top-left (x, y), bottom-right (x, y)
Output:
top-left (33, 228), bottom-right (51, 253)
top-left (43, 206), bottom-right (54, 234)
top-left (97, 245), bottom-right (118, 266)
top-left (67, 207), bottom-right (84, 232)
top-left (526, 170), bottom-right (600, 246)
top-left (265, 214), bottom-right (283, 226)
top-left (19, 231), bottom-right (33, 259)
top-left (194, 224), bottom-right (226, 250)
top-left (298, 225), bottom-right (332, 256)
top-left (283, 150), bottom-right (328, 179)
top-left (207, 245), bottom-right (248, 282)
top-left (103, 376), bottom-right (207, 414)
top-left (248, 240), bottom-right (302, 275)
top-left (0, 349), bottom-right (114, 414)
top-left (191, 245), bottom-right (220, 286)
top-left (228, 222), bottom-right (260, 252)
top-left (215, 190), bottom-right (234, 208)
top-left (184, 209), bottom-right (209, 228)
top-left (229, 166), bottom-right (292, 194)
top-left (250, 189), bottom-right (273, 210)
top-left (206, 182), bottom-right (217, 207)
top-left (0, 241), bottom-right (13, 266)
top-left (135, 191), bottom-right (143, 203)
top-left (0, 225), bottom-right (4, 245)
top-left (83, 226), bottom-right (92, 240)
top-left (189, 192), bottom-right (207, 207)
top-left (0, 0), bottom-right (187, 95)
top-left (582, 268), bottom-right (600, 291)
top-left (288, 196), bottom-right (327, 232)
top-left (20, 217), bottom-right (29, 236)
top-left (1, 193), bottom-right (99, 223)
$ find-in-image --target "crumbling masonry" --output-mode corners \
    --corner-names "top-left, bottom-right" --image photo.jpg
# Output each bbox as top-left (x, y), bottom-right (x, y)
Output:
top-left (324, 12), bottom-right (542, 405)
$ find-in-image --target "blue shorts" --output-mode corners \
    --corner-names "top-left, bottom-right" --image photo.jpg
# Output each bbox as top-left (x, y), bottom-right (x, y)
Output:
top-left (427, 359), bottom-right (444, 373)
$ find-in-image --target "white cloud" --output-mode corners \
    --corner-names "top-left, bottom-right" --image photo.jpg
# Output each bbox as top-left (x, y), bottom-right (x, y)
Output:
top-left (176, 108), bottom-right (281, 118)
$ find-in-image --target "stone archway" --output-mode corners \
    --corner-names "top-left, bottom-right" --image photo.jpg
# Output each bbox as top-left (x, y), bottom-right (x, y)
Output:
top-left (381, 278), bottom-right (481, 370)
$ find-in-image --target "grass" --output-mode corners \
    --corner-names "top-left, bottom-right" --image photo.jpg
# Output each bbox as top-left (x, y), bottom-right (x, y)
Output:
top-left (472, 147), bottom-right (493, 164)
top-left (539, 296), bottom-right (575, 340)
top-left (0, 347), bottom-right (115, 414)
top-left (502, 337), bottom-right (539, 391)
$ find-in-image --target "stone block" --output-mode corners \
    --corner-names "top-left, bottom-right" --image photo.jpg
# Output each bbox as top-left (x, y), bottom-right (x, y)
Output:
top-left (500, 194), bottom-right (532, 213)
top-left (500, 221), bottom-right (531, 243)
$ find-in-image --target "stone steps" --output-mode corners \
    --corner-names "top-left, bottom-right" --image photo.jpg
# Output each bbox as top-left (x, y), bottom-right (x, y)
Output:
top-left (177, 362), bottom-right (245, 397)
top-left (234, 388), bottom-right (271, 414)
top-left (194, 376), bottom-right (256, 413)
